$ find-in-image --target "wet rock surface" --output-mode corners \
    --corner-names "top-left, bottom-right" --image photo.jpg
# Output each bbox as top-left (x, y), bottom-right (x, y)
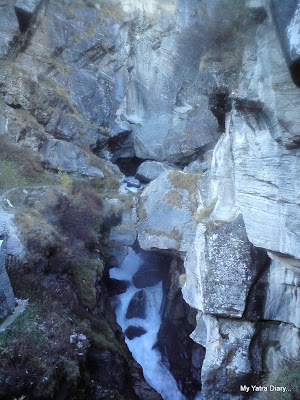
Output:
top-left (132, 250), bottom-right (170, 289)
top-left (132, 266), bottom-right (164, 289)
top-left (125, 326), bottom-right (147, 340)
top-left (156, 259), bottom-right (203, 398)
top-left (126, 177), bottom-right (141, 188)
top-left (126, 290), bottom-right (147, 319)
top-left (105, 277), bottom-right (130, 297)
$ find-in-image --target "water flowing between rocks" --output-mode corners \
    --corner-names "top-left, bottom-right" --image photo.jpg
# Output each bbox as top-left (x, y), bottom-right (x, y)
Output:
top-left (110, 250), bottom-right (196, 400)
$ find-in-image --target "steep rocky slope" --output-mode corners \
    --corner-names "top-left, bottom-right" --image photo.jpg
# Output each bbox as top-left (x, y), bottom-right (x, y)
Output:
top-left (0, 0), bottom-right (300, 399)
top-left (134, 1), bottom-right (300, 399)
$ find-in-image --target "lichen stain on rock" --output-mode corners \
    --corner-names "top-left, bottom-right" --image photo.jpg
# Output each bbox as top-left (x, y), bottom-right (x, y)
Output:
top-left (164, 190), bottom-right (183, 208)
top-left (167, 170), bottom-right (202, 196)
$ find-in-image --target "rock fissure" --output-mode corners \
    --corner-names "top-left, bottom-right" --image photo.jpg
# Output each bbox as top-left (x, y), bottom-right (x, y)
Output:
top-left (0, 0), bottom-right (300, 399)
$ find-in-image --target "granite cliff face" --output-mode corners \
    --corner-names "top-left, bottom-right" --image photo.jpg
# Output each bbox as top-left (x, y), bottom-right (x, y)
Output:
top-left (0, 0), bottom-right (300, 399)
top-left (135, 1), bottom-right (300, 399)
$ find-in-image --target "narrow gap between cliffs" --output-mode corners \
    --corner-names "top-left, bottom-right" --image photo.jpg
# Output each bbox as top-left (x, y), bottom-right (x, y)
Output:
top-left (107, 242), bottom-right (203, 400)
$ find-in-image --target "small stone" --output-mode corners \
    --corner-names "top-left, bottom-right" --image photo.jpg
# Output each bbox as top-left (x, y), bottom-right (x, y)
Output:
top-left (70, 333), bottom-right (77, 344)
top-left (126, 178), bottom-right (140, 188)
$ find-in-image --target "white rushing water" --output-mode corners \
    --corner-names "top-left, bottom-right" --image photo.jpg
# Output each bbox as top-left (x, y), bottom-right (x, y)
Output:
top-left (110, 250), bottom-right (186, 400)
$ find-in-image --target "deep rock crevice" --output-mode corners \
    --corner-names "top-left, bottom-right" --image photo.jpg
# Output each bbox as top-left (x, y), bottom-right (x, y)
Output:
top-left (1, 0), bottom-right (300, 399)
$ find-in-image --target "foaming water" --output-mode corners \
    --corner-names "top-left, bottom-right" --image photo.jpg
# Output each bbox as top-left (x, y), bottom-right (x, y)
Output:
top-left (110, 250), bottom-right (186, 400)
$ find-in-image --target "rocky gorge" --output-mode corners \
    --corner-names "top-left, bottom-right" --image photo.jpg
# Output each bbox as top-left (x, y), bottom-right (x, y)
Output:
top-left (0, 0), bottom-right (300, 399)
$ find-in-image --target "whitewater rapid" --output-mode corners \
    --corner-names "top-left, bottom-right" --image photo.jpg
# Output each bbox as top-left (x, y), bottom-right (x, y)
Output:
top-left (110, 250), bottom-right (187, 400)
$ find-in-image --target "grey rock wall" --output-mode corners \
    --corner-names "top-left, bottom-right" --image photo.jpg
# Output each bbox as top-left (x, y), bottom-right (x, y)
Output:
top-left (1, 0), bottom-right (300, 399)
top-left (1, 0), bottom-right (236, 171)
top-left (270, 0), bottom-right (300, 86)
top-left (0, 238), bottom-right (15, 320)
top-left (135, 1), bottom-right (300, 399)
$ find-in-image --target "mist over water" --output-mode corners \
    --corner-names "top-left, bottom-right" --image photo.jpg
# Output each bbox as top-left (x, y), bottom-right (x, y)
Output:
top-left (110, 250), bottom-right (186, 400)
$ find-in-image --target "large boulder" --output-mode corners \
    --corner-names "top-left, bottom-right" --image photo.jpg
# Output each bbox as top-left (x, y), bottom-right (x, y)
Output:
top-left (126, 290), bottom-right (147, 319)
top-left (132, 263), bottom-right (164, 289)
top-left (138, 170), bottom-right (202, 253)
top-left (131, 247), bottom-right (171, 288)
top-left (40, 138), bottom-right (104, 177)
top-left (134, 107), bottom-right (219, 164)
top-left (136, 161), bottom-right (176, 183)
top-left (125, 326), bottom-right (147, 340)
top-left (192, 314), bottom-right (258, 400)
top-left (106, 278), bottom-right (130, 297)
top-left (183, 215), bottom-right (268, 318)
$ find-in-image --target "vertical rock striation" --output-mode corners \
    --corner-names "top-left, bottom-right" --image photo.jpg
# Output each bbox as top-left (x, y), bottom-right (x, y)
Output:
top-left (136, 0), bottom-right (300, 398)
top-left (1, 0), bottom-right (300, 398)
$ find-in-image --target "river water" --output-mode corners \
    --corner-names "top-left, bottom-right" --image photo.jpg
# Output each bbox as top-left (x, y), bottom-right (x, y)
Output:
top-left (110, 250), bottom-right (188, 400)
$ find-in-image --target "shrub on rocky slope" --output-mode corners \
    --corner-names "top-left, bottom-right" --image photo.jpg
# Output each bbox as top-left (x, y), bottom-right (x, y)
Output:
top-left (0, 132), bottom-right (157, 399)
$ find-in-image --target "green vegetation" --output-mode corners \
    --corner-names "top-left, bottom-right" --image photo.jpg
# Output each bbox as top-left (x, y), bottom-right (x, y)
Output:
top-left (68, 0), bottom-right (126, 25)
top-left (15, 183), bottom-right (105, 268)
top-left (199, 0), bottom-right (248, 85)
top-left (0, 135), bottom-right (52, 194)
top-left (58, 167), bottom-right (73, 191)
top-left (259, 359), bottom-right (300, 399)
top-left (199, 54), bottom-right (210, 71)
top-left (0, 134), bottom-right (129, 397)
top-left (2, 251), bottom-right (128, 399)
top-left (146, 227), bottom-right (183, 244)
top-left (167, 170), bottom-right (202, 214)
top-left (0, 305), bottom-right (78, 399)
top-left (97, 0), bottom-right (126, 23)
top-left (168, 170), bottom-right (202, 195)
top-left (72, 259), bottom-right (103, 309)
top-left (75, 310), bottom-right (125, 356)
top-left (164, 190), bottom-right (184, 208)
top-left (87, 154), bottom-right (121, 191)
